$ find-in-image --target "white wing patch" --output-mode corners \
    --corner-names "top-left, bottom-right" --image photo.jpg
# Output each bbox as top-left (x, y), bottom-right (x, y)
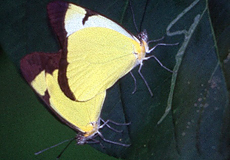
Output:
top-left (65, 4), bottom-right (138, 42)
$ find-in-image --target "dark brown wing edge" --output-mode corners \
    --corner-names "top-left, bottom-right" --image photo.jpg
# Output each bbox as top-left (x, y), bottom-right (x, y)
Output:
top-left (47, 1), bottom-right (76, 101)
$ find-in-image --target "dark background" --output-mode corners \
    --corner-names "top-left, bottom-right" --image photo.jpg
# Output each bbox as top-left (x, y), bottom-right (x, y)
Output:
top-left (0, 0), bottom-right (230, 159)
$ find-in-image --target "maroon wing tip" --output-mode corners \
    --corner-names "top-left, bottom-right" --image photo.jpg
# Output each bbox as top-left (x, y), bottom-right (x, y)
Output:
top-left (20, 52), bottom-right (45, 83)
top-left (47, 1), bottom-right (69, 48)
top-left (20, 51), bottom-right (62, 83)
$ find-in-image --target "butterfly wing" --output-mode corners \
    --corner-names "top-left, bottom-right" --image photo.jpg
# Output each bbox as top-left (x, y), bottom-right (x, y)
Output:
top-left (67, 27), bottom-right (140, 101)
top-left (46, 70), bottom-right (106, 133)
top-left (20, 51), bottom-right (61, 98)
top-left (20, 51), bottom-right (106, 133)
top-left (47, 2), bottom-right (142, 101)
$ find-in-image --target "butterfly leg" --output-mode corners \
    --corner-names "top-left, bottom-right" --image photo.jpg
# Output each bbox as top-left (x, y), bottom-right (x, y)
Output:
top-left (130, 71), bottom-right (137, 94)
top-left (144, 55), bottom-right (173, 73)
top-left (86, 137), bottom-right (105, 148)
top-left (144, 42), bottom-right (179, 73)
top-left (97, 131), bottom-right (130, 147)
top-left (100, 118), bottom-right (130, 133)
top-left (138, 63), bottom-right (153, 96)
top-left (147, 42), bottom-right (179, 53)
top-left (148, 36), bottom-right (165, 43)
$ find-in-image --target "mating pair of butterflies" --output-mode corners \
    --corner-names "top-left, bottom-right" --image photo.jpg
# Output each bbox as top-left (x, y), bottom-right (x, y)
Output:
top-left (21, 1), bottom-right (155, 146)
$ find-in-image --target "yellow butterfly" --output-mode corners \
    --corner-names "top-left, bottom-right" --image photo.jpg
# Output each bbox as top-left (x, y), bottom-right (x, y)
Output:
top-left (48, 2), bottom-right (162, 102)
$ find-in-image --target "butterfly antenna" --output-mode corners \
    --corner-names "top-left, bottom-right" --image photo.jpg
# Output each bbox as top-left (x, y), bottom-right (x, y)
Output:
top-left (34, 138), bottom-right (74, 156)
top-left (129, 0), bottom-right (139, 32)
top-left (56, 138), bottom-right (75, 159)
top-left (139, 0), bottom-right (150, 31)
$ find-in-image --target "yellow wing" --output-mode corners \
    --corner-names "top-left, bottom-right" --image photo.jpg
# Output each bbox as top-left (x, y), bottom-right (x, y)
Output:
top-left (21, 51), bottom-right (106, 136)
top-left (47, 2), bottom-right (147, 101)
top-left (66, 27), bottom-right (142, 101)
top-left (46, 69), bottom-right (106, 133)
